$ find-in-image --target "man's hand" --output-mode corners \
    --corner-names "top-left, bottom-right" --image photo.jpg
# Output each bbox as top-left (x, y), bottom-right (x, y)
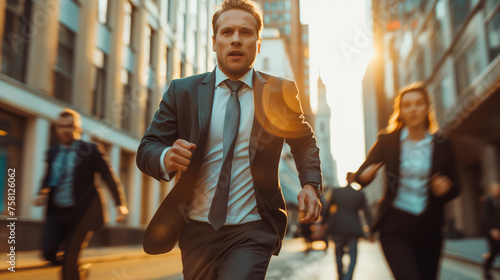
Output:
top-left (116, 205), bottom-right (129, 223)
top-left (164, 139), bottom-right (197, 172)
top-left (33, 193), bottom-right (48, 206)
top-left (297, 185), bottom-right (322, 224)
top-left (491, 229), bottom-right (500, 240)
top-left (33, 189), bottom-right (50, 206)
top-left (358, 162), bottom-right (383, 184)
top-left (430, 173), bottom-right (452, 197)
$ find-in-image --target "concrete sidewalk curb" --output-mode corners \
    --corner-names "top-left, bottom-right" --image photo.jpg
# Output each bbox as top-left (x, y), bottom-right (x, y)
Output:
top-left (0, 247), bottom-right (181, 273)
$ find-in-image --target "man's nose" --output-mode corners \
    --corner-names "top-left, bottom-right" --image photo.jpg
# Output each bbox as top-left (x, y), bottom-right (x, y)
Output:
top-left (231, 32), bottom-right (242, 44)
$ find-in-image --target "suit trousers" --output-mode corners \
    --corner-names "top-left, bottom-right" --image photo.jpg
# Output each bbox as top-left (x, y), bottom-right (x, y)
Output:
top-left (379, 207), bottom-right (443, 280)
top-left (484, 237), bottom-right (500, 273)
top-left (41, 197), bottom-right (100, 280)
top-left (331, 234), bottom-right (359, 280)
top-left (178, 219), bottom-right (278, 280)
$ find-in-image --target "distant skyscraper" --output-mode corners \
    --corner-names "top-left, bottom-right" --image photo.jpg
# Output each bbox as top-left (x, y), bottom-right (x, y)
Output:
top-left (315, 76), bottom-right (338, 188)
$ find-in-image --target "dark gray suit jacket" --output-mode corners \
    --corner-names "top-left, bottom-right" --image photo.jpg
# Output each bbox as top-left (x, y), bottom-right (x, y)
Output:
top-left (41, 140), bottom-right (126, 230)
top-left (354, 129), bottom-right (459, 232)
top-left (136, 69), bottom-right (322, 255)
top-left (322, 185), bottom-right (373, 237)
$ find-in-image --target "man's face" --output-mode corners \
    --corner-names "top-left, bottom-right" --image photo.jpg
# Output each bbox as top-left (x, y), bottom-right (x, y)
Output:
top-left (212, 9), bottom-right (261, 80)
top-left (55, 116), bottom-right (78, 145)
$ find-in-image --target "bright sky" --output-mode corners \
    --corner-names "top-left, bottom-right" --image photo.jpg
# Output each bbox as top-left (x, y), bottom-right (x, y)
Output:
top-left (301, 0), bottom-right (375, 186)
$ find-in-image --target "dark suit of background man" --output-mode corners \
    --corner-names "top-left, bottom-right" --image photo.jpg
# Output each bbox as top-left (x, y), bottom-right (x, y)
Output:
top-left (483, 182), bottom-right (500, 280)
top-left (136, 0), bottom-right (322, 279)
top-left (34, 109), bottom-right (128, 280)
top-left (320, 172), bottom-right (373, 280)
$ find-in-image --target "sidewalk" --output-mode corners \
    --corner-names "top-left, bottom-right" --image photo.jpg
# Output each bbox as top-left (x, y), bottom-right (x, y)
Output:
top-left (2, 237), bottom-right (497, 273)
top-left (443, 238), bottom-right (500, 268)
top-left (0, 244), bottom-right (175, 272)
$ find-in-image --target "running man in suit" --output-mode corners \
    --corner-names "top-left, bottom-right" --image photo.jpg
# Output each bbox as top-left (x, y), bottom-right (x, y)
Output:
top-left (136, 1), bottom-right (322, 279)
top-left (34, 109), bottom-right (128, 280)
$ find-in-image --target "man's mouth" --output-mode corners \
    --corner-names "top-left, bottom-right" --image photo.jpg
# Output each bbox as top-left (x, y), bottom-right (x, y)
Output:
top-left (229, 50), bottom-right (244, 57)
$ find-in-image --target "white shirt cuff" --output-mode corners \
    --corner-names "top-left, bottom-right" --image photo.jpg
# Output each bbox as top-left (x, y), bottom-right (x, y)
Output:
top-left (160, 147), bottom-right (172, 181)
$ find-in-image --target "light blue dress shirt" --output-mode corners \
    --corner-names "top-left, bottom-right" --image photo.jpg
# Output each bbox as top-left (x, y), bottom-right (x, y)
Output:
top-left (49, 141), bottom-right (78, 207)
top-left (393, 128), bottom-right (434, 215)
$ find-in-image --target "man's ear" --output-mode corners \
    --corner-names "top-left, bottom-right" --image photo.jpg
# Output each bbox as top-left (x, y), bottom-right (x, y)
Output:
top-left (257, 38), bottom-right (262, 54)
top-left (212, 35), bottom-right (216, 52)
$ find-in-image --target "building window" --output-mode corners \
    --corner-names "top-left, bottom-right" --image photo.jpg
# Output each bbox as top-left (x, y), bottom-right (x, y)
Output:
top-left (1, 0), bottom-right (32, 82)
top-left (188, 0), bottom-right (198, 60)
top-left (277, 1), bottom-right (283, 11)
top-left (264, 14), bottom-right (271, 25)
top-left (54, 24), bottom-right (75, 103)
top-left (141, 174), bottom-right (150, 225)
top-left (178, 1), bottom-right (187, 41)
top-left (415, 49), bottom-right (425, 81)
top-left (430, 1), bottom-right (446, 66)
top-left (145, 89), bottom-right (155, 132)
top-left (121, 69), bottom-right (133, 130)
top-left (166, 46), bottom-right (173, 86)
top-left (97, 0), bottom-right (110, 24)
top-left (450, 0), bottom-right (470, 34)
top-left (0, 109), bottom-right (25, 216)
top-left (486, 9), bottom-right (500, 62)
top-left (123, 1), bottom-right (135, 48)
top-left (167, 0), bottom-right (175, 25)
top-left (144, 26), bottom-right (153, 67)
top-left (119, 150), bottom-right (133, 222)
top-left (180, 61), bottom-right (186, 78)
top-left (285, 0), bottom-right (291, 11)
top-left (92, 48), bottom-right (107, 119)
top-left (455, 38), bottom-right (485, 94)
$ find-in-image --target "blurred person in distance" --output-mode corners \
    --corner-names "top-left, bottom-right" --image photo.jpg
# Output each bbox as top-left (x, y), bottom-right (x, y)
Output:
top-left (482, 182), bottom-right (500, 280)
top-left (33, 108), bottom-right (128, 280)
top-left (353, 82), bottom-right (460, 280)
top-left (317, 172), bottom-right (373, 280)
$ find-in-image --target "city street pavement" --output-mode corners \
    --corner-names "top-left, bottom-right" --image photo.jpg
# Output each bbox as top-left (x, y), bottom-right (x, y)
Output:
top-left (2, 238), bottom-right (500, 279)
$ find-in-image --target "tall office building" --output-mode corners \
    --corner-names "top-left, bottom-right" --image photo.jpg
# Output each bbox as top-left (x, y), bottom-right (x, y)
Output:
top-left (363, 0), bottom-right (500, 236)
top-left (0, 0), bottom-right (218, 250)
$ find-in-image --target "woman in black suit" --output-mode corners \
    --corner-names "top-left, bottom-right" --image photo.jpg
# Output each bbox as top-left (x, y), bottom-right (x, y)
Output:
top-left (354, 82), bottom-right (459, 280)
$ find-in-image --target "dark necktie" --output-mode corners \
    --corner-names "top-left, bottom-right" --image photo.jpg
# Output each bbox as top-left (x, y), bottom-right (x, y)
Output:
top-left (208, 80), bottom-right (244, 230)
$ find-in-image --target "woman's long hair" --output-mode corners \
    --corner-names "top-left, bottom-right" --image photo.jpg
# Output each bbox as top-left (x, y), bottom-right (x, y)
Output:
top-left (385, 81), bottom-right (439, 134)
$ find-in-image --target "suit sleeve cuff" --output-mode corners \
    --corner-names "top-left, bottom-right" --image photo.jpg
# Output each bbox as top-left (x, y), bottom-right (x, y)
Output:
top-left (160, 147), bottom-right (173, 181)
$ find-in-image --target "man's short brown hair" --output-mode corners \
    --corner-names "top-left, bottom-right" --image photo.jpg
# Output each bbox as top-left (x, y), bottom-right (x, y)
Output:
top-left (212, 0), bottom-right (263, 38)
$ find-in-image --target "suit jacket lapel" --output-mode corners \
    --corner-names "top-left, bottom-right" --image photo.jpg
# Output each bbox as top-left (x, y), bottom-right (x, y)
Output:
top-left (194, 71), bottom-right (216, 162)
top-left (250, 70), bottom-right (270, 164)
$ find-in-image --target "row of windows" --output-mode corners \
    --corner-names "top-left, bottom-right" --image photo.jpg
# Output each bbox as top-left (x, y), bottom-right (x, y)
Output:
top-left (264, 12), bottom-right (292, 25)
top-left (388, 0), bottom-right (499, 127)
top-left (263, 0), bottom-right (292, 12)
top-left (1, 0), bottom-right (213, 136)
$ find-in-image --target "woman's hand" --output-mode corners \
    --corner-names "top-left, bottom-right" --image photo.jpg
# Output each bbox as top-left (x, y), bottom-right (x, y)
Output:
top-left (430, 173), bottom-right (452, 197)
top-left (358, 162), bottom-right (383, 184)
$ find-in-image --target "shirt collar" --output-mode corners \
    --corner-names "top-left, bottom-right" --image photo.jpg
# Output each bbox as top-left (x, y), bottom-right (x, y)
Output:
top-left (215, 66), bottom-right (254, 89)
top-left (400, 127), bottom-right (433, 144)
top-left (59, 140), bottom-right (79, 151)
